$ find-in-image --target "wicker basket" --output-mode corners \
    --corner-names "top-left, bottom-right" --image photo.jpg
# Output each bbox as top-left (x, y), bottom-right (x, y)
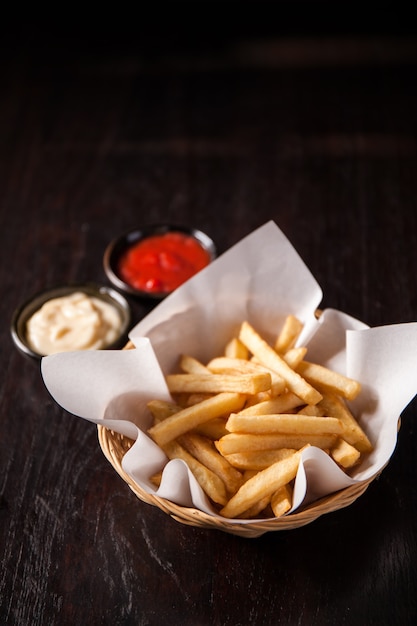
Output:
top-left (98, 425), bottom-right (378, 538)
top-left (97, 338), bottom-right (382, 537)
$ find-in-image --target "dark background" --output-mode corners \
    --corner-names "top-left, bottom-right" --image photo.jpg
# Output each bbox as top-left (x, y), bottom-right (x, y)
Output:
top-left (1, 4), bottom-right (417, 625)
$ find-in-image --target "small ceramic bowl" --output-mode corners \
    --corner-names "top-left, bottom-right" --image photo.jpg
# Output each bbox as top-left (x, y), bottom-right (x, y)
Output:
top-left (11, 284), bottom-right (131, 361)
top-left (103, 224), bottom-right (216, 299)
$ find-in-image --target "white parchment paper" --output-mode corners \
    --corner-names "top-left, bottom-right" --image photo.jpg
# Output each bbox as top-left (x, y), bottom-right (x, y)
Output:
top-left (41, 221), bottom-right (417, 521)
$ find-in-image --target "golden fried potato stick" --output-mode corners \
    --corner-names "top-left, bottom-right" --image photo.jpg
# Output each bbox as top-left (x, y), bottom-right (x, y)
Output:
top-left (297, 404), bottom-right (324, 416)
top-left (215, 432), bottom-right (337, 455)
top-left (193, 418), bottom-right (229, 440)
top-left (270, 483), bottom-right (293, 517)
top-left (239, 321), bottom-right (322, 405)
top-left (297, 361), bottom-right (361, 401)
top-left (244, 391), bottom-right (272, 407)
top-left (331, 438), bottom-right (361, 468)
top-left (274, 315), bottom-right (304, 353)
top-left (283, 347), bottom-right (307, 369)
top-left (224, 337), bottom-right (249, 359)
top-left (225, 413), bottom-right (344, 436)
top-left (163, 439), bottom-right (228, 506)
top-left (148, 392), bottom-right (246, 447)
top-left (237, 392), bottom-right (303, 415)
top-left (238, 494), bottom-right (272, 519)
top-left (166, 372), bottom-right (272, 395)
top-left (207, 357), bottom-right (286, 395)
top-left (220, 447), bottom-right (307, 518)
top-left (184, 393), bottom-right (214, 406)
top-left (147, 399), bottom-right (179, 422)
top-left (177, 356), bottom-right (214, 405)
top-left (224, 448), bottom-right (297, 471)
top-left (318, 392), bottom-right (373, 453)
top-left (179, 354), bottom-right (212, 374)
top-left (179, 432), bottom-right (243, 494)
top-left (206, 356), bottom-right (258, 373)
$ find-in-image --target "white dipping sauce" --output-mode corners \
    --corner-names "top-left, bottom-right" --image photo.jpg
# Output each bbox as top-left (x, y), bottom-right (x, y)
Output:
top-left (26, 291), bottom-right (122, 355)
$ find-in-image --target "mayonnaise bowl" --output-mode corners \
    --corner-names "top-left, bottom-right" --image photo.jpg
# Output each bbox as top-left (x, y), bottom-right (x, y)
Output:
top-left (11, 284), bottom-right (131, 361)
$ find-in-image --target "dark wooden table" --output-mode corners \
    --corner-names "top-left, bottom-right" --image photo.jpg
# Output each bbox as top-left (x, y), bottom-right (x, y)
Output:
top-left (2, 14), bottom-right (417, 625)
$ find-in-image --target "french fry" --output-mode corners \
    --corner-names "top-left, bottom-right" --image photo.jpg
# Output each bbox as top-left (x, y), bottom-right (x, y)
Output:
top-left (194, 418), bottom-right (229, 440)
top-left (258, 371), bottom-right (286, 396)
top-left (220, 448), bottom-right (306, 518)
top-left (283, 346), bottom-right (307, 369)
top-left (148, 392), bottom-right (246, 447)
top-left (224, 337), bottom-right (249, 359)
top-left (163, 440), bottom-right (228, 506)
top-left (147, 399), bottom-right (179, 422)
top-left (239, 321), bottom-right (322, 405)
top-left (166, 372), bottom-right (272, 395)
top-left (239, 494), bottom-right (272, 519)
top-left (224, 448), bottom-right (297, 471)
top-left (244, 391), bottom-right (272, 406)
top-left (179, 354), bottom-right (211, 374)
top-left (297, 361), bottom-right (361, 401)
top-left (207, 357), bottom-right (286, 395)
top-left (206, 356), bottom-right (256, 373)
top-left (274, 315), bottom-right (304, 353)
top-left (331, 438), bottom-right (361, 468)
top-left (177, 356), bottom-right (215, 405)
top-left (318, 392), bottom-right (373, 453)
top-left (225, 413), bottom-right (343, 436)
top-left (270, 483), bottom-right (293, 517)
top-left (237, 392), bottom-right (303, 415)
top-left (215, 432), bottom-right (337, 456)
top-left (297, 404), bottom-right (324, 416)
top-left (184, 393), bottom-right (214, 406)
top-left (179, 432), bottom-right (243, 494)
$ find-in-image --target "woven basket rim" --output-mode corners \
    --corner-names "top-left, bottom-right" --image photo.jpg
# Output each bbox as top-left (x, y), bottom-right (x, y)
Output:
top-left (97, 424), bottom-right (377, 537)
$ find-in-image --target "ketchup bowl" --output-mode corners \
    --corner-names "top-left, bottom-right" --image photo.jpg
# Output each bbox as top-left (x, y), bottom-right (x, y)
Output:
top-left (103, 224), bottom-right (216, 299)
top-left (11, 284), bottom-right (131, 361)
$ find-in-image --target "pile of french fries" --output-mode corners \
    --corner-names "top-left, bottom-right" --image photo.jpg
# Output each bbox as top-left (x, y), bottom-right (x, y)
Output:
top-left (147, 316), bottom-right (373, 519)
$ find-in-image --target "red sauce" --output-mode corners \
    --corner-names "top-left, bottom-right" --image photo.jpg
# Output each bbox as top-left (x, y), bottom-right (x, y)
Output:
top-left (117, 231), bottom-right (212, 293)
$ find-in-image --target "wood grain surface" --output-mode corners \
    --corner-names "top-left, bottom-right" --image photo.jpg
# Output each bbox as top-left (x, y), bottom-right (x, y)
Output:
top-left (1, 13), bottom-right (417, 626)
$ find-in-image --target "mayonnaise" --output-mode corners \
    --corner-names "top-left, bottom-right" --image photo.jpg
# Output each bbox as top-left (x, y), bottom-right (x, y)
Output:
top-left (26, 291), bottom-right (122, 355)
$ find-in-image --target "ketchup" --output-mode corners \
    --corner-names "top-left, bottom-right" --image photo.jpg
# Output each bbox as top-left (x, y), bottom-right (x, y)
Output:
top-left (117, 231), bottom-right (211, 293)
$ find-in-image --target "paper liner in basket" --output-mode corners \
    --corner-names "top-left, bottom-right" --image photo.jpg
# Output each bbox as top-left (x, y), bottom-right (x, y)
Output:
top-left (41, 221), bottom-right (417, 522)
